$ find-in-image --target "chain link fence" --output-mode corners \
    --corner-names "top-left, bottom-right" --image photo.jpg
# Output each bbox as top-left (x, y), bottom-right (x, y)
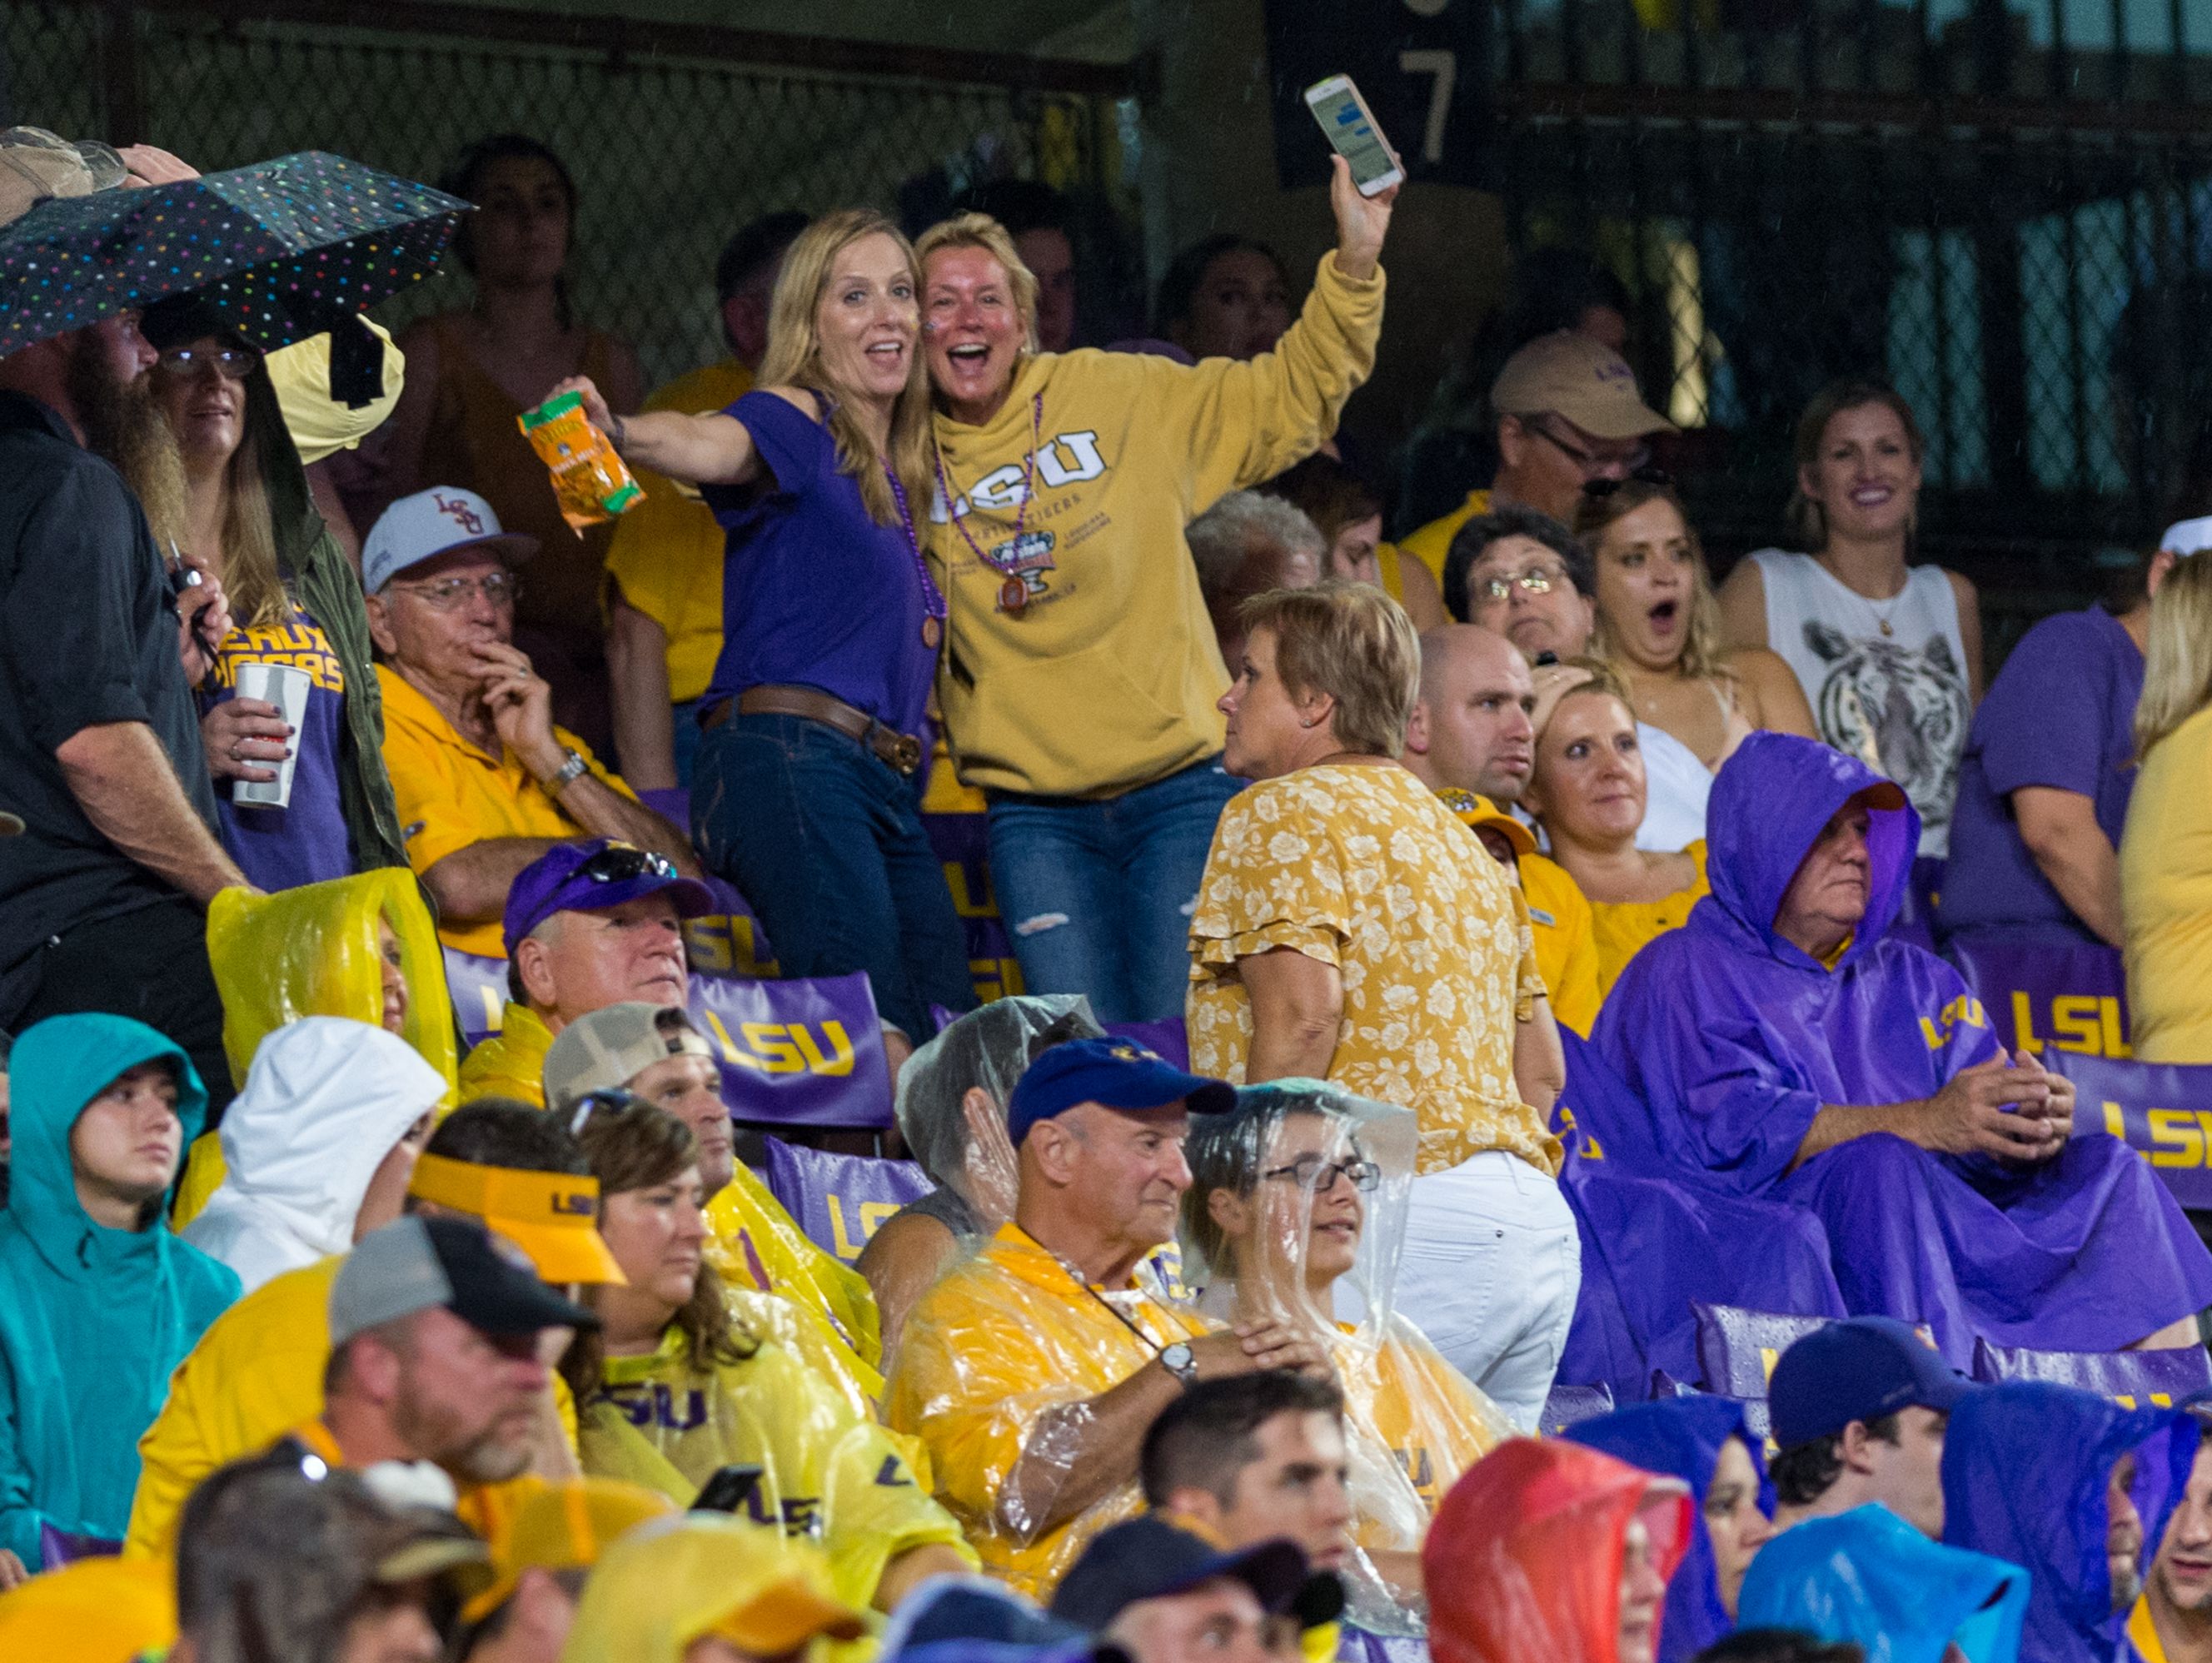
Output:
top-left (1486, 0), bottom-right (2212, 613)
top-left (2, 0), bottom-right (1130, 391)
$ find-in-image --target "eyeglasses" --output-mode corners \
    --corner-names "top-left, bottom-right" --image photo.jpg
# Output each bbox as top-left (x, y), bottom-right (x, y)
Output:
top-left (154, 343), bottom-right (263, 381)
top-left (1477, 563), bottom-right (1572, 605)
top-left (1262, 1154), bottom-right (1382, 1192)
top-left (1526, 418), bottom-right (1652, 479)
top-left (1582, 466), bottom-right (1676, 498)
top-left (576, 844), bottom-right (678, 885)
top-left (387, 571), bottom-right (522, 610)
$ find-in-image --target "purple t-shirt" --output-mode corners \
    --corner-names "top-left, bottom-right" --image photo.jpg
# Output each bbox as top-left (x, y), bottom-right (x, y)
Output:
top-left (202, 603), bottom-right (353, 892)
top-left (1938, 605), bottom-right (2142, 942)
top-left (700, 391), bottom-right (937, 742)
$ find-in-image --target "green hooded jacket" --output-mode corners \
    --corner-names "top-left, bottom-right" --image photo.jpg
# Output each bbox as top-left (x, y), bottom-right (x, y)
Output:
top-left (0, 1013), bottom-right (240, 1561)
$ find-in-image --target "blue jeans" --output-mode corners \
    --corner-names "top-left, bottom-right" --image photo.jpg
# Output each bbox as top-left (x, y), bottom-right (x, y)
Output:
top-left (692, 712), bottom-right (975, 1043)
top-left (670, 696), bottom-right (703, 790)
top-left (984, 755), bottom-right (1243, 1024)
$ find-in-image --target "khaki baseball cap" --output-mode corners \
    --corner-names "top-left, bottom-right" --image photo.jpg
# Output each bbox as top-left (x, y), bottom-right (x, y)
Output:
top-left (543, 1001), bottom-right (715, 1114)
top-left (1491, 329), bottom-right (1676, 441)
top-left (0, 127), bottom-right (125, 229)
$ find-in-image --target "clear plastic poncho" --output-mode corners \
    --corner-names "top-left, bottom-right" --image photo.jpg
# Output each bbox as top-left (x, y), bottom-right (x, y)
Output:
top-left (177, 872), bottom-right (456, 1227)
top-left (894, 994), bottom-right (1104, 1229)
top-left (1180, 1080), bottom-right (1517, 1636)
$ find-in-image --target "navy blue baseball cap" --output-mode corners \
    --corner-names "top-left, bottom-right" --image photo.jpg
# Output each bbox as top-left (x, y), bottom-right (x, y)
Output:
top-left (501, 839), bottom-right (715, 958)
top-left (1049, 1515), bottom-right (1341, 1632)
top-left (1005, 1038), bottom-right (1236, 1146)
top-left (1768, 1316), bottom-right (1976, 1449)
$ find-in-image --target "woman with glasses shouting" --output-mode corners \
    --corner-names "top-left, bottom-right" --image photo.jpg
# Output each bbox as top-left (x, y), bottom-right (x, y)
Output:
top-left (1576, 471), bottom-right (1815, 776)
top-left (141, 295), bottom-right (407, 894)
top-left (1181, 1080), bottom-right (1515, 1630)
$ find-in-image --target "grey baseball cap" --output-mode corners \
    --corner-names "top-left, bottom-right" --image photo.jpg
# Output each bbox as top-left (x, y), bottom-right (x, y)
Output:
top-left (543, 1002), bottom-right (714, 1115)
top-left (330, 1214), bottom-right (597, 1347)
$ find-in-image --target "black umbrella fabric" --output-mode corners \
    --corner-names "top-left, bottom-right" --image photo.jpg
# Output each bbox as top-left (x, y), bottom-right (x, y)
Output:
top-left (0, 149), bottom-right (468, 355)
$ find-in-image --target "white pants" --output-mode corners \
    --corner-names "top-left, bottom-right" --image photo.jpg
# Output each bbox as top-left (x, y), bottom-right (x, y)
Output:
top-left (1394, 1150), bottom-right (1581, 1433)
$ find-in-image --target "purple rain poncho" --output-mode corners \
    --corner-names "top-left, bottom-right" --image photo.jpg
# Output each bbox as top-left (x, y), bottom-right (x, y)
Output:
top-left (1556, 1033), bottom-right (1846, 1402)
top-left (1590, 731), bottom-right (2212, 1367)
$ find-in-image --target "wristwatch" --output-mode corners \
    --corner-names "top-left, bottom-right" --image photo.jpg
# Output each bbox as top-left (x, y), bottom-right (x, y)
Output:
top-left (1158, 1342), bottom-right (1198, 1389)
top-left (541, 748), bottom-right (590, 794)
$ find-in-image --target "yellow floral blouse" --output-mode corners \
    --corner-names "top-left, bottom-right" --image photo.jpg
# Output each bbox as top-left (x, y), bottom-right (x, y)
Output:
top-left (1186, 761), bottom-right (1561, 1178)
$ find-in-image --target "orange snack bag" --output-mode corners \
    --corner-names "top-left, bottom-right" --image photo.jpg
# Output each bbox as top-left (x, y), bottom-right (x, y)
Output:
top-left (518, 389), bottom-right (644, 531)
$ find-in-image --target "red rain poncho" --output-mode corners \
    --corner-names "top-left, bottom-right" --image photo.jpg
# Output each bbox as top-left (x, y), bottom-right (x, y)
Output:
top-left (1426, 1438), bottom-right (1690, 1663)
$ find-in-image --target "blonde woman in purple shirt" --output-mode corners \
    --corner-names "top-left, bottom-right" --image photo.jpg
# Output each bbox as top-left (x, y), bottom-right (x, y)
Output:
top-left (556, 210), bottom-right (974, 1050)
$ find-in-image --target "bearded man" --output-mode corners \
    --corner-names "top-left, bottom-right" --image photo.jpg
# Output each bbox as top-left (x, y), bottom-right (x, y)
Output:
top-left (0, 307), bottom-right (251, 1112)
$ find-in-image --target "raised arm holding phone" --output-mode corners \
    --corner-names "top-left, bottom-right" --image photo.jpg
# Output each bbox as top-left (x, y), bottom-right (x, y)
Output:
top-left (907, 150), bottom-right (1397, 1028)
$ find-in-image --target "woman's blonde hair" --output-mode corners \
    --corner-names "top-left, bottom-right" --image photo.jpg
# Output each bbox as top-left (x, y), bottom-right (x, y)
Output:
top-left (2135, 553), bottom-right (2212, 758)
top-left (756, 209), bottom-right (935, 529)
top-left (913, 212), bottom-right (1042, 356)
top-left (1239, 581), bottom-right (1421, 758)
top-left (1577, 477), bottom-right (1730, 682)
top-left (212, 371), bottom-right (287, 630)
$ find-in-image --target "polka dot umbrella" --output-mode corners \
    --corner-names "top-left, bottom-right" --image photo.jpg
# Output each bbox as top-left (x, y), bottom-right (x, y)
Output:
top-left (0, 149), bottom-right (469, 356)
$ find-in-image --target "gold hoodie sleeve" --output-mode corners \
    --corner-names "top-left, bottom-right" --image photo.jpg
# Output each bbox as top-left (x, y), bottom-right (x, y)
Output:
top-left (1162, 253), bottom-right (1386, 515)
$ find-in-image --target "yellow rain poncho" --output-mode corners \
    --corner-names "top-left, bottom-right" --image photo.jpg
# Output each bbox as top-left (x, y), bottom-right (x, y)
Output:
top-left (1182, 1081), bottom-right (1515, 1636)
top-left (560, 1512), bottom-right (867, 1663)
top-left (884, 1223), bottom-right (1214, 1600)
top-left (575, 1288), bottom-right (973, 1611)
top-left (705, 1163), bottom-right (885, 1380)
top-left (178, 872), bottom-right (454, 1226)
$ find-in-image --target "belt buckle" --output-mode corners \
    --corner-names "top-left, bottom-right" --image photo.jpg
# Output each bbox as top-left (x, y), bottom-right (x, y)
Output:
top-left (888, 732), bottom-right (924, 775)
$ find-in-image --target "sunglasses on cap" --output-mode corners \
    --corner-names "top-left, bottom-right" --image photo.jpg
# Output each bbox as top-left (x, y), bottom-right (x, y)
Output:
top-left (1582, 466), bottom-right (1676, 498)
top-left (578, 846), bottom-right (680, 886)
top-left (566, 1087), bottom-right (645, 1140)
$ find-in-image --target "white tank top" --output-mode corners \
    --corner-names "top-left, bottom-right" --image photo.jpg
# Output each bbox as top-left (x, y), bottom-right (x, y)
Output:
top-left (1635, 720), bottom-right (1710, 854)
top-left (1750, 549), bottom-right (1971, 857)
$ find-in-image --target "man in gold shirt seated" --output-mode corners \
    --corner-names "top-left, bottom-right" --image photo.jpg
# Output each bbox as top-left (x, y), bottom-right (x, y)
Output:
top-left (1395, 331), bottom-right (1675, 585)
top-left (885, 1039), bottom-right (1330, 1600)
top-left (1405, 623), bottom-right (1602, 1034)
top-left (125, 1099), bottom-right (622, 1558)
top-left (363, 488), bottom-right (701, 958)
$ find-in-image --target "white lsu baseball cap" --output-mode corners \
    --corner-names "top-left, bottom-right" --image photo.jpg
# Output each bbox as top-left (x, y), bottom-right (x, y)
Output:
top-left (363, 486), bottom-right (540, 595)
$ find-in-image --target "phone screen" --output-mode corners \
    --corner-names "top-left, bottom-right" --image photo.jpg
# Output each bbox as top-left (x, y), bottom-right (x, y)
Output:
top-left (1308, 82), bottom-right (1398, 190)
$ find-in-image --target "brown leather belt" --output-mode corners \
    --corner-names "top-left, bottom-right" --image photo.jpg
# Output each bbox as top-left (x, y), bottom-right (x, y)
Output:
top-left (702, 685), bottom-right (924, 775)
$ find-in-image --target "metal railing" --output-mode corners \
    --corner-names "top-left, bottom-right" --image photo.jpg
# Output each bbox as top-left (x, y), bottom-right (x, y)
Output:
top-left (1484, 0), bottom-right (2212, 608)
top-left (2, 0), bottom-right (1131, 391)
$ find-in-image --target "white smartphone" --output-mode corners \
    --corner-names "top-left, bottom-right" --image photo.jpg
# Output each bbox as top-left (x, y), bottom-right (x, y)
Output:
top-left (1303, 74), bottom-right (1404, 197)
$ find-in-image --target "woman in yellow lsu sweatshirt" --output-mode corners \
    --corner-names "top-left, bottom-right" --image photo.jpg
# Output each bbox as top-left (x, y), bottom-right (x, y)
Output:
top-left (909, 157), bottom-right (1395, 1025)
